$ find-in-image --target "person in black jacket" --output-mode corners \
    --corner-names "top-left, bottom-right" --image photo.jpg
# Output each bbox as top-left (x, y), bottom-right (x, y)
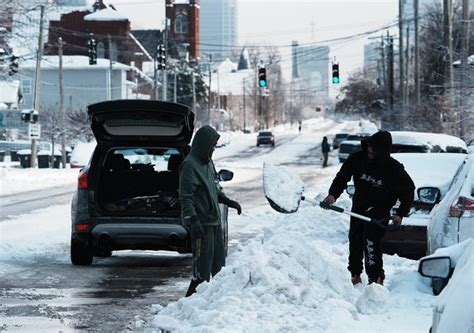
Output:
top-left (322, 131), bottom-right (415, 285)
top-left (321, 136), bottom-right (330, 167)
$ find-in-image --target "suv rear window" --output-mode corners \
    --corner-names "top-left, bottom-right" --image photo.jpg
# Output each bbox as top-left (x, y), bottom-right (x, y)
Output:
top-left (98, 147), bottom-right (183, 216)
top-left (259, 132), bottom-right (273, 136)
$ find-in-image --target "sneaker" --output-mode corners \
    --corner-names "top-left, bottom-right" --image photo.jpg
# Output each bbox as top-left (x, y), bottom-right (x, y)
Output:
top-left (368, 277), bottom-right (384, 285)
top-left (351, 275), bottom-right (362, 285)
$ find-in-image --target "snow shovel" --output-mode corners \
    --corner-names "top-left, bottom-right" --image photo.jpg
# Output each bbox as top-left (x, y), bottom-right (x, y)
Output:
top-left (262, 163), bottom-right (400, 231)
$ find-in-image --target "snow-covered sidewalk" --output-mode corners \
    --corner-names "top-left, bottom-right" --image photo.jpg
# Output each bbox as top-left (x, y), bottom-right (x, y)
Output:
top-left (149, 166), bottom-right (435, 333)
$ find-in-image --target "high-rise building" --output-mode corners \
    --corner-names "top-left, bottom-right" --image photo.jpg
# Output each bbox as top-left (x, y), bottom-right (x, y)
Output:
top-left (200, 0), bottom-right (237, 64)
top-left (294, 45), bottom-right (330, 97)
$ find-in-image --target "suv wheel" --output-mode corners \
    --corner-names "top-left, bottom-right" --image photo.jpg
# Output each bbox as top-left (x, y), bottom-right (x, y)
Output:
top-left (71, 236), bottom-right (93, 265)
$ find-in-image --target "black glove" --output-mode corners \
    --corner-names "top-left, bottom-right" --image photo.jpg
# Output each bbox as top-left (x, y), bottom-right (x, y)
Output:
top-left (189, 216), bottom-right (205, 239)
top-left (227, 199), bottom-right (242, 215)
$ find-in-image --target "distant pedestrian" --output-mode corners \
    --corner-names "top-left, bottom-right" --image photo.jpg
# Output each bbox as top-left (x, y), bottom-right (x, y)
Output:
top-left (322, 136), bottom-right (330, 167)
top-left (298, 121), bottom-right (302, 134)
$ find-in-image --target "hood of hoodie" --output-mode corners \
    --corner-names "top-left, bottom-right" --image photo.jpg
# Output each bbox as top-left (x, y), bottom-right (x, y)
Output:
top-left (190, 125), bottom-right (220, 164)
top-left (366, 131), bottom-right (392, 161)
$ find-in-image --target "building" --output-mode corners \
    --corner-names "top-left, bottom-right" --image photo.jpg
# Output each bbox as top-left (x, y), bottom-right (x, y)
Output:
top-left (166, 0), bottom-right (200, 60)
top-left (20, 55), bottom-right (132, 112)
top-left (0, 80), bottom-right (22, 109)
top-left (294, 45), bottom-right (330, 98)
top-left (200, 0), bottom-right (237, 64)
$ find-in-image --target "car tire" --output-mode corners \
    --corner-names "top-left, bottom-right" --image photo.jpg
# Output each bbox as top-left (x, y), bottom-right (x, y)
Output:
top-left (339, 158), bottom-right (344, 163)
top-left (272, 143), bottom-right (275, 147)
top-left (256, 143), bottom-right (260, 147)
top-left (431, 277), bottom-right (449, 295)
top-left (71, 236), bottom-right (93, 265)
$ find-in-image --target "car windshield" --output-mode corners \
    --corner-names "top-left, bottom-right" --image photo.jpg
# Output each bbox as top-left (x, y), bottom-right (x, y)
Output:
top-left (109, 148), bottom-right (181, 172)
top-left (259, 132), bottom-right (273, 136)
top-left (336, 134), bottom-right (349, 138)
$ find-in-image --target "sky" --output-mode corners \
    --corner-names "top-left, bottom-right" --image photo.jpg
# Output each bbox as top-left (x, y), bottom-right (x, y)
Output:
top-left (109, 0), bottom-right (401, 88)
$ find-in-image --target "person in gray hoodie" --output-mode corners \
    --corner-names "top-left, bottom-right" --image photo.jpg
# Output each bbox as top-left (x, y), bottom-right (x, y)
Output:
top-left (180, 125), bottom-right (241, 297)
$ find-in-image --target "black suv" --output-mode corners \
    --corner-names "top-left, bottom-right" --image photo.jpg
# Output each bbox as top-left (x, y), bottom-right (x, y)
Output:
top-left (256, 131), bottom-right (275, 147)
top-left (70, 100), bottom-right (232, 265)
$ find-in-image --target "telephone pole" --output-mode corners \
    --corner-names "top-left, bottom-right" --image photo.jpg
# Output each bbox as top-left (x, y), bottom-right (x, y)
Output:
top-left (208, 53), bottom-right (212, 125)
top-left (58, 37), bottom-right (66, 168)
top-left (399, 0), bottom-right (405, 112)
top-left (108, 35), bottom-right (113, 100)
top-left (460, 0), bottom-right (470, 138)
top-left (414, 0), bottom-right (420, 105)
top-left (443, 0), bottom-right (453, 131)
top-left (243, 77), bottom-right (246, 131)
top-left (31, 4), bottom-right (45, 168)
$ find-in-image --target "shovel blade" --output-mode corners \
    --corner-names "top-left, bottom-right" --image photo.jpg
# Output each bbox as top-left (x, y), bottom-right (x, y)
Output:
top-left (262, 163), bottom-right (304, 214)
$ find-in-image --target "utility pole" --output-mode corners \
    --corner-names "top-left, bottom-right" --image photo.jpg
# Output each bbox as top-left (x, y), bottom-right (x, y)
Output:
top-left (399, 0), bottom-right (405, 113)
top-left (460, 0), bottom-right (470, 139)
top-left (153, 46), bottom-right (158, 100)
top-left (243, 77), bottom-right (246, 131)
top-left (31, 4), bottom-right (45, 168)
top-left (388, 33), bottom-right (395, 120)
top-left (191, 73), bottom-right (196, 115)
top-left (108, 35), bottom-right (113, 100)
top-left (414, 0), bottom-right (420, 105)
top-left (405, 26), bottom-right (410, 107)
top-left (162, 24), bottom-right (168, 101)
top-left (173, 69), bottom-right (177, 103)
top-left (443, 0), bottom-right (453, 131)
top-left (208, 53), bottom-right (212, 125)
top-left (58, 37), bottom-right (66, 168)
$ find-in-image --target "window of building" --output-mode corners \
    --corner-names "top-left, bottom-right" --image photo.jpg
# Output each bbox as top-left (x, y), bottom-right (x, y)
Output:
top-left (174, 14), bottom-right (188, 34)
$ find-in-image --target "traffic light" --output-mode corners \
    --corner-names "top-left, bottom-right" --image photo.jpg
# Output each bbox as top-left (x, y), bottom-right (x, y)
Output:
top-left (332, 63), bottom-right (340, 84)
top-left (258, 67), bottom-right (267, 88)
top-left (87, 35), bottom-right (97, 65)
top-left (157, 44), bottom-right (166, 70)
top-left (9, 55), bottom-right (19, 76)
top-left (21, 109), bottom-right (38, 123)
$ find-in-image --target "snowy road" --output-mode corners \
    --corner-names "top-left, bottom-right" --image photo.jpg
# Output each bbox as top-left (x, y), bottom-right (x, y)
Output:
top-left (0, 185), bottom-right (75, 221)
top-left (4, 118), bottom-right (425, 332)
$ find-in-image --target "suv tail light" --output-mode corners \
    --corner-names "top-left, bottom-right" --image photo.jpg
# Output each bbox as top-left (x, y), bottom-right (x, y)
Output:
top-left (78, 171), bottom-right (88, 190)
top-left (449, 196), bottom-right (474, 217)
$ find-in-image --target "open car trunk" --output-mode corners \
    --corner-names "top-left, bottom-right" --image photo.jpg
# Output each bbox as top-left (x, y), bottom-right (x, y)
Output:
top-left (87, 100), bottom-right (194, 217)
top-left (98, 147), bottom-right (184, 217)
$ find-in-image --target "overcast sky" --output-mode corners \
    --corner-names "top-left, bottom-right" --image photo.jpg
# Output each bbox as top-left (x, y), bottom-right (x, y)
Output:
top-left (110, 0), bottom-right (400, 88)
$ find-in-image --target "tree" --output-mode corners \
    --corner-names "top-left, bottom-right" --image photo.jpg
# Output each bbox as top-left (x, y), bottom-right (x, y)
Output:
top-left (67, 109), bottom-right (94, 142)
top-left (334, 71), bottom-right (385, 121)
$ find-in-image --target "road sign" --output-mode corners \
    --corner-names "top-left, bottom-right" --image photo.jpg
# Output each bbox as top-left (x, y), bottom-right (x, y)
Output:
top-left (28, 123), bottom-right (41, 139)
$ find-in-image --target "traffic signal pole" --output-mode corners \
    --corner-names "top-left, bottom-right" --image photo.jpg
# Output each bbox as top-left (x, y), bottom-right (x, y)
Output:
top-left (59, 37), bottom-right (66, 168)
top-left (31, 4), bottom-right (45, 168)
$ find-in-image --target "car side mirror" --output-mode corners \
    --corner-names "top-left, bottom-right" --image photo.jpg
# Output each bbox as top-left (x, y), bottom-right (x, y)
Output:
top-left (218, 169), bottom-right (233, 182)
top-left (418, 256), bottom-right (451, 279)
top-left (346, 185), bottom-right (355, 197)
top-left (417, 187), bottom-right (441, 205)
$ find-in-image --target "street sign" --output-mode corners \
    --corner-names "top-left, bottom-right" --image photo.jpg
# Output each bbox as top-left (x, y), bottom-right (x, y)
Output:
top-left (28, 123), bottom-right (41, 139)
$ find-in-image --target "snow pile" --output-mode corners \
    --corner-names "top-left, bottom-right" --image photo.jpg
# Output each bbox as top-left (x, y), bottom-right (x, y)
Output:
top-left (262, 163), bottom-right (304, 213)
top-left (0, 168), bottom-right (78, 196)
top-left (151, 201), bottom-right (435, 332)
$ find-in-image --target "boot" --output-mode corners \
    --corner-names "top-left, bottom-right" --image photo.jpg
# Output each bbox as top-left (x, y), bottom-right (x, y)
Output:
top-left (185, 278), bottom-right (203, 297)
top-left (368, 277), bottom-right (384, 286)
top-left (351, 275), bottom-right (362, 285)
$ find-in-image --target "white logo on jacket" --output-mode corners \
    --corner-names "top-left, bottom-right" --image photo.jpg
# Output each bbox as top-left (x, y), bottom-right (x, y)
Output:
top-left (360, 174), bottom-right (384, 188)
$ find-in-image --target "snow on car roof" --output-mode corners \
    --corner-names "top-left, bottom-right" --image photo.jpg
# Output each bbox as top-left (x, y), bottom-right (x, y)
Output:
top-left (392, 153), bottom-right (467, 194)
top-left (391, 131), bottom-right (467, 151)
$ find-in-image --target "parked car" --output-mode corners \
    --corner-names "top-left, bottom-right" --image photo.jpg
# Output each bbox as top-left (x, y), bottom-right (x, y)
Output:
top-left (257, 131), bottom-right (275, 147)
top-left (338, 134), bottom-right (371, 162)
top-left (418, 238), bottom-right (474, 333)
top-left (427, 154), bottom-right (474, 256)
top-left (390, 131), bottom-right (467, 154)
top-left (70, 100), bottom-right (233, 265)
top-left (346, 153), bottom-right (467, 259)
top-left (332, 133), bottom-right (349, 149)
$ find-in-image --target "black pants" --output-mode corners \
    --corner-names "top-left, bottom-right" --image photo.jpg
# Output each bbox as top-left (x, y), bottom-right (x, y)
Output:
top-left (322, 152), bottom-right (329, 167)
top-left (347, 216), bottom-right (386, 280)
